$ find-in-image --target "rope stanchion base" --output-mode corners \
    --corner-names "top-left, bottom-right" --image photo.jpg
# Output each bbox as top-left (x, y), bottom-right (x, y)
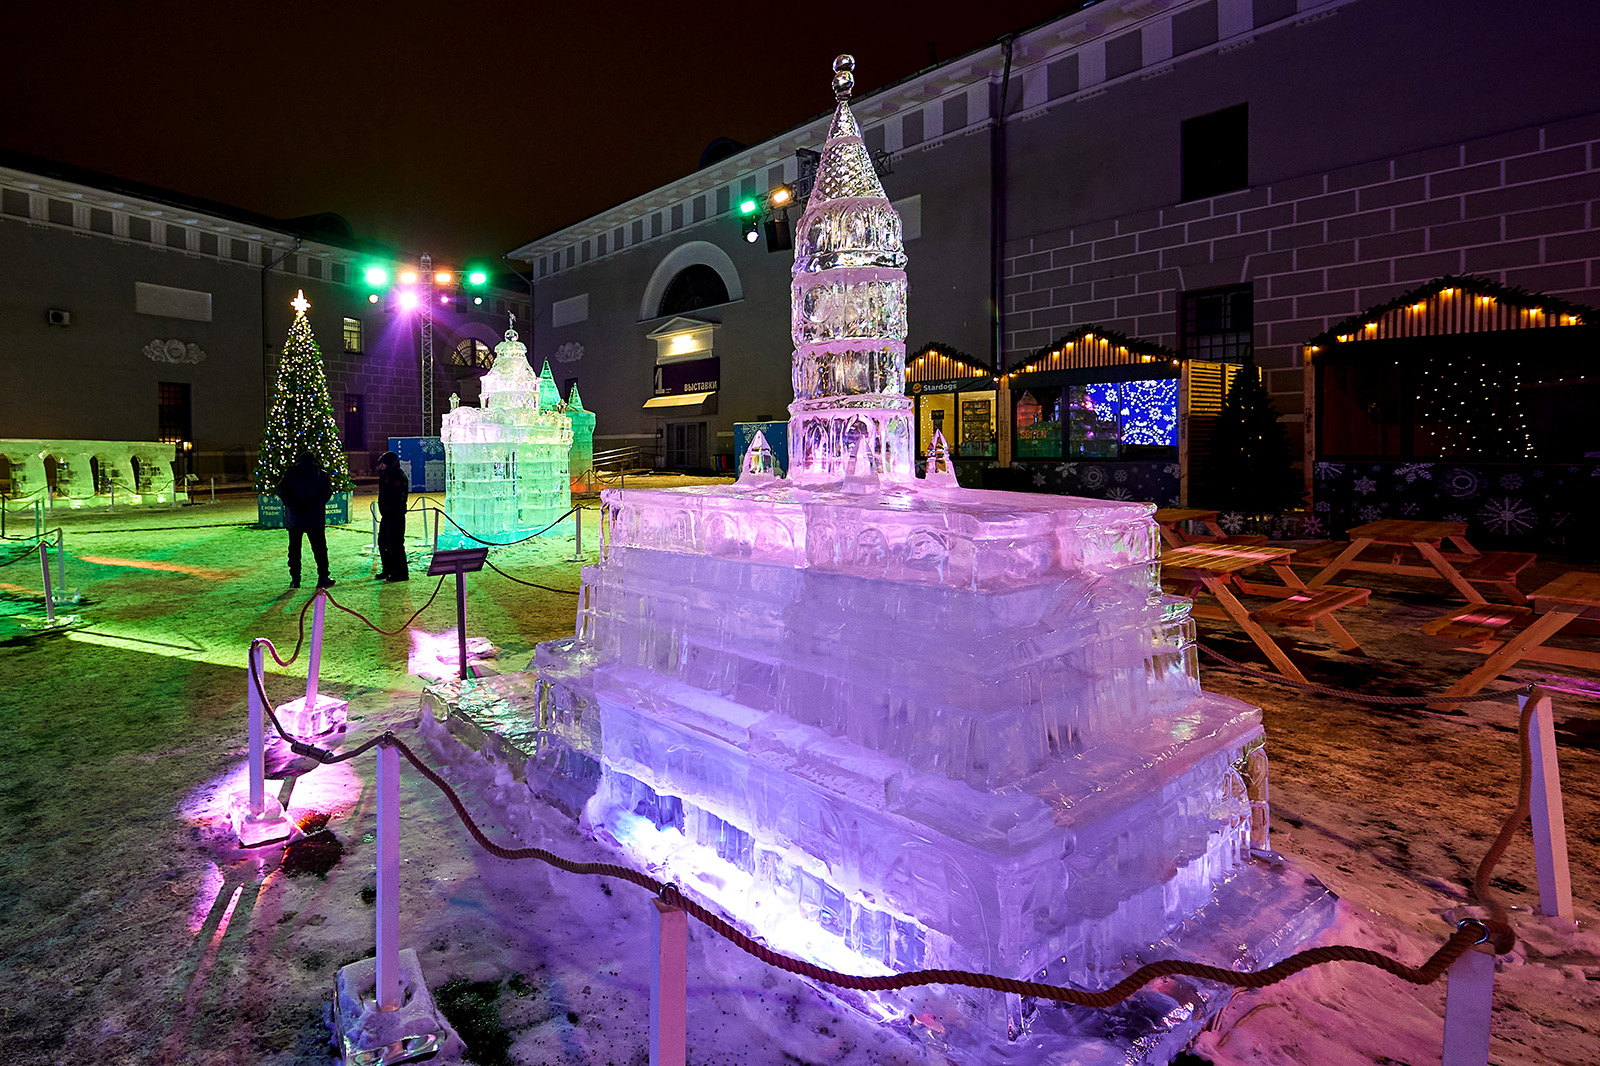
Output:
top-left (331, 948), bottom-right (461, 1065)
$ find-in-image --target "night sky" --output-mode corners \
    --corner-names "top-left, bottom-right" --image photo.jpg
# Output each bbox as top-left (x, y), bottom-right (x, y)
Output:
top-left (5, 1), bottom-right (1074, 265)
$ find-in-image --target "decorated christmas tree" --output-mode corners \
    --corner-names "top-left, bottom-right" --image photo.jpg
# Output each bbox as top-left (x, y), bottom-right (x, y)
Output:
top-left (1201, 366), bottom-right (1303, 517)
top-left (256, 291), bottom-right (354, 493)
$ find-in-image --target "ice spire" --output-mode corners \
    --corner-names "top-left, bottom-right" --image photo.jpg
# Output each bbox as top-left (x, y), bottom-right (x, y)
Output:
top-left (566, 382), bottom-right (587, 411)
top-left (923, 429), bottom-right (958, 488)
top-left (537, 360), bottom-right (561, 411)
top-left (737, 429), bottom-right (779, 484)
top-left (787, 55), bottom-right (913, 483)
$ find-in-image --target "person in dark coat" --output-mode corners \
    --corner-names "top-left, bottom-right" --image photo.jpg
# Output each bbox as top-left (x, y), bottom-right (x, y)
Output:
top-left (276, 450), bottom-right (334, 588)
top-left (374, 451), bottom-right (409, 582)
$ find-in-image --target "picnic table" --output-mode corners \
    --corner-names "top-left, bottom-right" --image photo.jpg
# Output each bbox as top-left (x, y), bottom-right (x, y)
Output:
top-left (1305, 519), bottom-right (1486, 604)
top-left (1153, 508), bottom-right (1226, 548)
top-left (1428, 570), bottom-right (1600, 702)
top-left (1161, 542), bottom-right (1370, 683)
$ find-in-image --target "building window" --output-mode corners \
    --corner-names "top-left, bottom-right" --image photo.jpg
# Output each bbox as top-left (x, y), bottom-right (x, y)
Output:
top-left (451, 339), bottom-right (494, 369)
top-left (157, 382), bottom-right (191, 444)
top-left (1181, 103), bottom-right (1248, 201)
top-left (343, 394), bottom-right (365, 450)
top-left (658, 264), bottom-right (729, 317)
top-left (343, 317), bottom-right (363, 353)
top-left (1182, 285), bottom-right (1253, 363)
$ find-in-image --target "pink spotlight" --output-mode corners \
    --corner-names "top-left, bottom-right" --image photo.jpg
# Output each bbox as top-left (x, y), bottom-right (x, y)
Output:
top-left (397, 287), bottom-right (420, 312)
top-left (439, 294), bottom-right (450, 305)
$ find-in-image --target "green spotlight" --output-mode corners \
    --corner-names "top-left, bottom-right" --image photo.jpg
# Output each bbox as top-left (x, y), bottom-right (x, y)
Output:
top-left (738, 198), bottom-right (759, 216)
top-left (467, 269), bottom-right (488, 287)
top-left (363, 265), bottom-right (389, 288)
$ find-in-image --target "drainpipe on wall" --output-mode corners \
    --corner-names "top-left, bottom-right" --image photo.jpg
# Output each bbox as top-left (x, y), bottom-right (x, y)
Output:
top-left (991, 34), bottom-right (1016, 468)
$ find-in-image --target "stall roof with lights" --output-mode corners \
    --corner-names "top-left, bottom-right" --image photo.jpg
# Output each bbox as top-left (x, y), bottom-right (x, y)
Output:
top-left (1306, 274), bottom-right (1593, 349)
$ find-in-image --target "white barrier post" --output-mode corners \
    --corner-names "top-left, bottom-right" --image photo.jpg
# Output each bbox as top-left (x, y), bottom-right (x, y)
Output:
top-left (234, 643), bottom-right (292, 847)
top-left (376, 742), bottom-right (402, 1011)
top-left (569, 506), bottom-right (584, 562)
top-left (1247, 746), bottom-right (1270, 853)
top-left (650, 897), bottom-right (688, 1066)
top-left (210, 477), bottom-right (216, 503)
top-left (1520, 688), bottom-right (1573, 920)
top-left (370, 501), bottom-right (379, 557)
top-left (249, 645), bottom-right (267, 815)
top-left (306, 591), bottom-right (326, 707)
top-left (55, 528), bottom-right (65, 594)
top-left (433, 505), bottom-right (440, 550)
top-left (1441, 943), bottom-right (1495, 1066)
top-left (39, 541), bottom-right (55, 623)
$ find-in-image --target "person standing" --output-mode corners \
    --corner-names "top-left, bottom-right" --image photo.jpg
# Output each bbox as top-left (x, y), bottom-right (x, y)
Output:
top-left (277, 450), bottom-right (335, 588)
top-left (374, 450), bottom-right (409, 582)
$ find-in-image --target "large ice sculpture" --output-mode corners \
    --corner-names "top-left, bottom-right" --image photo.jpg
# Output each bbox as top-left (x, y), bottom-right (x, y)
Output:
top-left (431, 56), bottom-right (1328, 1059)
top-left (0, 439), bottom-right (184, 508)
top-left (439, 322), bottom-right (572, 545)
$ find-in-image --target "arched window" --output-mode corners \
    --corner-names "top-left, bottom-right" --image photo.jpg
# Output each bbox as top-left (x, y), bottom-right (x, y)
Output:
top-left (451, 339), bottom-right (494, 370)
top-left (658, 264), bottom-right (730, 318)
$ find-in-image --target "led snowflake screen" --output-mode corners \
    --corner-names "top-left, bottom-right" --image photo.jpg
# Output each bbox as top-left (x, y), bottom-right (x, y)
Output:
top-left (1084, 379), bottom-right (1178, 447)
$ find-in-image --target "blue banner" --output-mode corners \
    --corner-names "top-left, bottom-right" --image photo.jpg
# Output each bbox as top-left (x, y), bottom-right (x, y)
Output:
top-left (734, 421), bottom-right (789, 475)
top-left (388, 436), bottom-right (445, 492)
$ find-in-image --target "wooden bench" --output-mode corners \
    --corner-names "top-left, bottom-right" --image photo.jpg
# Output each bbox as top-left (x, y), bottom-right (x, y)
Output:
top-left (1421, 603), bottom-right (1533, 645)
top-left (1249, 585), bottom-right (1370, 652)
top-left (1454, 551), bottom-right (1537, 604)
top-left (1288, 540), bottom-right (1351, 567)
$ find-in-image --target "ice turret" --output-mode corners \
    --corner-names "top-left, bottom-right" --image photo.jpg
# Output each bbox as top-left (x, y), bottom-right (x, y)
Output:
top-left (787, 55), bottom-right (912, 482)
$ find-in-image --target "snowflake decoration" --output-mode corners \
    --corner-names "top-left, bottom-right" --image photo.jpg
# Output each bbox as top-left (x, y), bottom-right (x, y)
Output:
top-left (1353, 477), bottom-right (1377, 494)
top-left (1359, 506), bottom-right (1383, 522)
top-left (1314, 462), bottom-right (1346, 478)
top-left (1164, 463), bottom-right (1180, 476)
top-left (1444, 514), bottom-right (1466, 524)
top-left (1400, 502), bottom-right (1420, 516)
top-left (1315, 500), bottom-right (1331, 512)
top-left (1478, 497), bottom-right (1536, 535)
top-left (1443, 467), bottom-right (1484, 499)
top-left (1032, 472), bottom-right (1047, 487)
top-left (1055, 463), bottom-right (1078, 478)
top-left (1395, 463), bottom-right (1434, 483)
top-left (1080, 465), bottom-right (1107, 489)
top-left (1550, 511), bottom-right (1572, 527)
top-left (1105, 487), bottom-right (1135, 501)
top-left (1498, 472), bottom-right (1523, 490)
top-left (1300, 515), bottom-right (1324, 536)
top-left (1113, 468), bottom-right (1128, 483)
top-left (1220, 512), bottom-right (1245, 533)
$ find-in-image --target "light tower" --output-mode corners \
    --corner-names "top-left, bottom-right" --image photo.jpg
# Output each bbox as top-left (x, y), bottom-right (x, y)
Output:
top-left (420, 253), bottom-right (435, 435)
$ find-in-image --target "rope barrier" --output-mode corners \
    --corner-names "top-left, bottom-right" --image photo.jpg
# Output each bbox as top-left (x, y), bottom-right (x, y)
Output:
top-left (480, 556), bottom-right (581, 595)
top-left (242, 649), bottom-right (1530, 1011)
top-left (426, 502), bottom-right (586, 548)
top-left (0, 539), bottom-right (49, 567)
top-left (319, 578), bottom-right (449, 637)
top-left (1195, 641), bottom-right (1531, 705)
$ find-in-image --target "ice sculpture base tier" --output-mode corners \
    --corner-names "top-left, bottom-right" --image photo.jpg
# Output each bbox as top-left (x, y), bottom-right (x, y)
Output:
top-left (601, 479), bottom-right (1160, 593)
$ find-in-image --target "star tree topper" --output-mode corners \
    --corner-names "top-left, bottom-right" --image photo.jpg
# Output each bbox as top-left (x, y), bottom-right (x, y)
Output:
top-left (291, 290), bottom-right (310, 314)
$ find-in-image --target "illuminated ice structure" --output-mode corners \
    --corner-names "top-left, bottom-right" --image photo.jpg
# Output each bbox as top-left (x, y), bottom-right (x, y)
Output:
top-left (564, 384), bottom-right (596, 492)
top-left (449, 57), bottom-right (1329, 1059)
top-left (0, 439), bottom-right (184, 508)
top-left (439, 324), bottom-right (573, 545)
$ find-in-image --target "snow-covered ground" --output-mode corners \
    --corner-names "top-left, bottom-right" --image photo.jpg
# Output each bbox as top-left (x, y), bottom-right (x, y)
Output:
top-left (1, 486), bottom-right (1595, 1065)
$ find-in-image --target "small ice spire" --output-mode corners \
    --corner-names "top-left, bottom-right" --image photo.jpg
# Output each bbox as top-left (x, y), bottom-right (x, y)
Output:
top-left (842, 432), bottom-right (881, 494)
top-left (449, 392), bottom-right (460, 410)
top-left (737, 429), bottom-right (777, 484)
top-left (923, 430), bottom-right (958, 488)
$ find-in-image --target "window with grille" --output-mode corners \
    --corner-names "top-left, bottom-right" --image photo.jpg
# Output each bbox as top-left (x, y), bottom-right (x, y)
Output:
top-left (1181, 285), bottom-right (1253, 363)
top-left (157, 382), bottom-right (191, 443)
top-left (343, 317), bottom-right (363, 353)
top-left (344, 394), bottom-right (365, 450)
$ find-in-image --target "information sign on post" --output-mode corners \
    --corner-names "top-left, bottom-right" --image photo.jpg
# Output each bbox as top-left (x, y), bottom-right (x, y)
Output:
top-left (427, 547), bottom-right (488, 682)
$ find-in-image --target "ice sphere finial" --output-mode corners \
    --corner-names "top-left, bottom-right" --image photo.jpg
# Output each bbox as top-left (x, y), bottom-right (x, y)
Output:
top-left (737, 430), bottom-right (778, 484)
top-left (831, 54), bottom-right (855, 100)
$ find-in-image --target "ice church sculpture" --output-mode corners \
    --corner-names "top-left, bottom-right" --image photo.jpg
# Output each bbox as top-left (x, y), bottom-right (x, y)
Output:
top-left (431, 56), bottom-right (1330, 1058)
top-left (438, 320), bottom-right (573, 545)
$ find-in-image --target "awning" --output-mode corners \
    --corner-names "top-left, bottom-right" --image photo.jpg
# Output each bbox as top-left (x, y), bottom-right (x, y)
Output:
top-left (643, 392), bottom-right (716, 409)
